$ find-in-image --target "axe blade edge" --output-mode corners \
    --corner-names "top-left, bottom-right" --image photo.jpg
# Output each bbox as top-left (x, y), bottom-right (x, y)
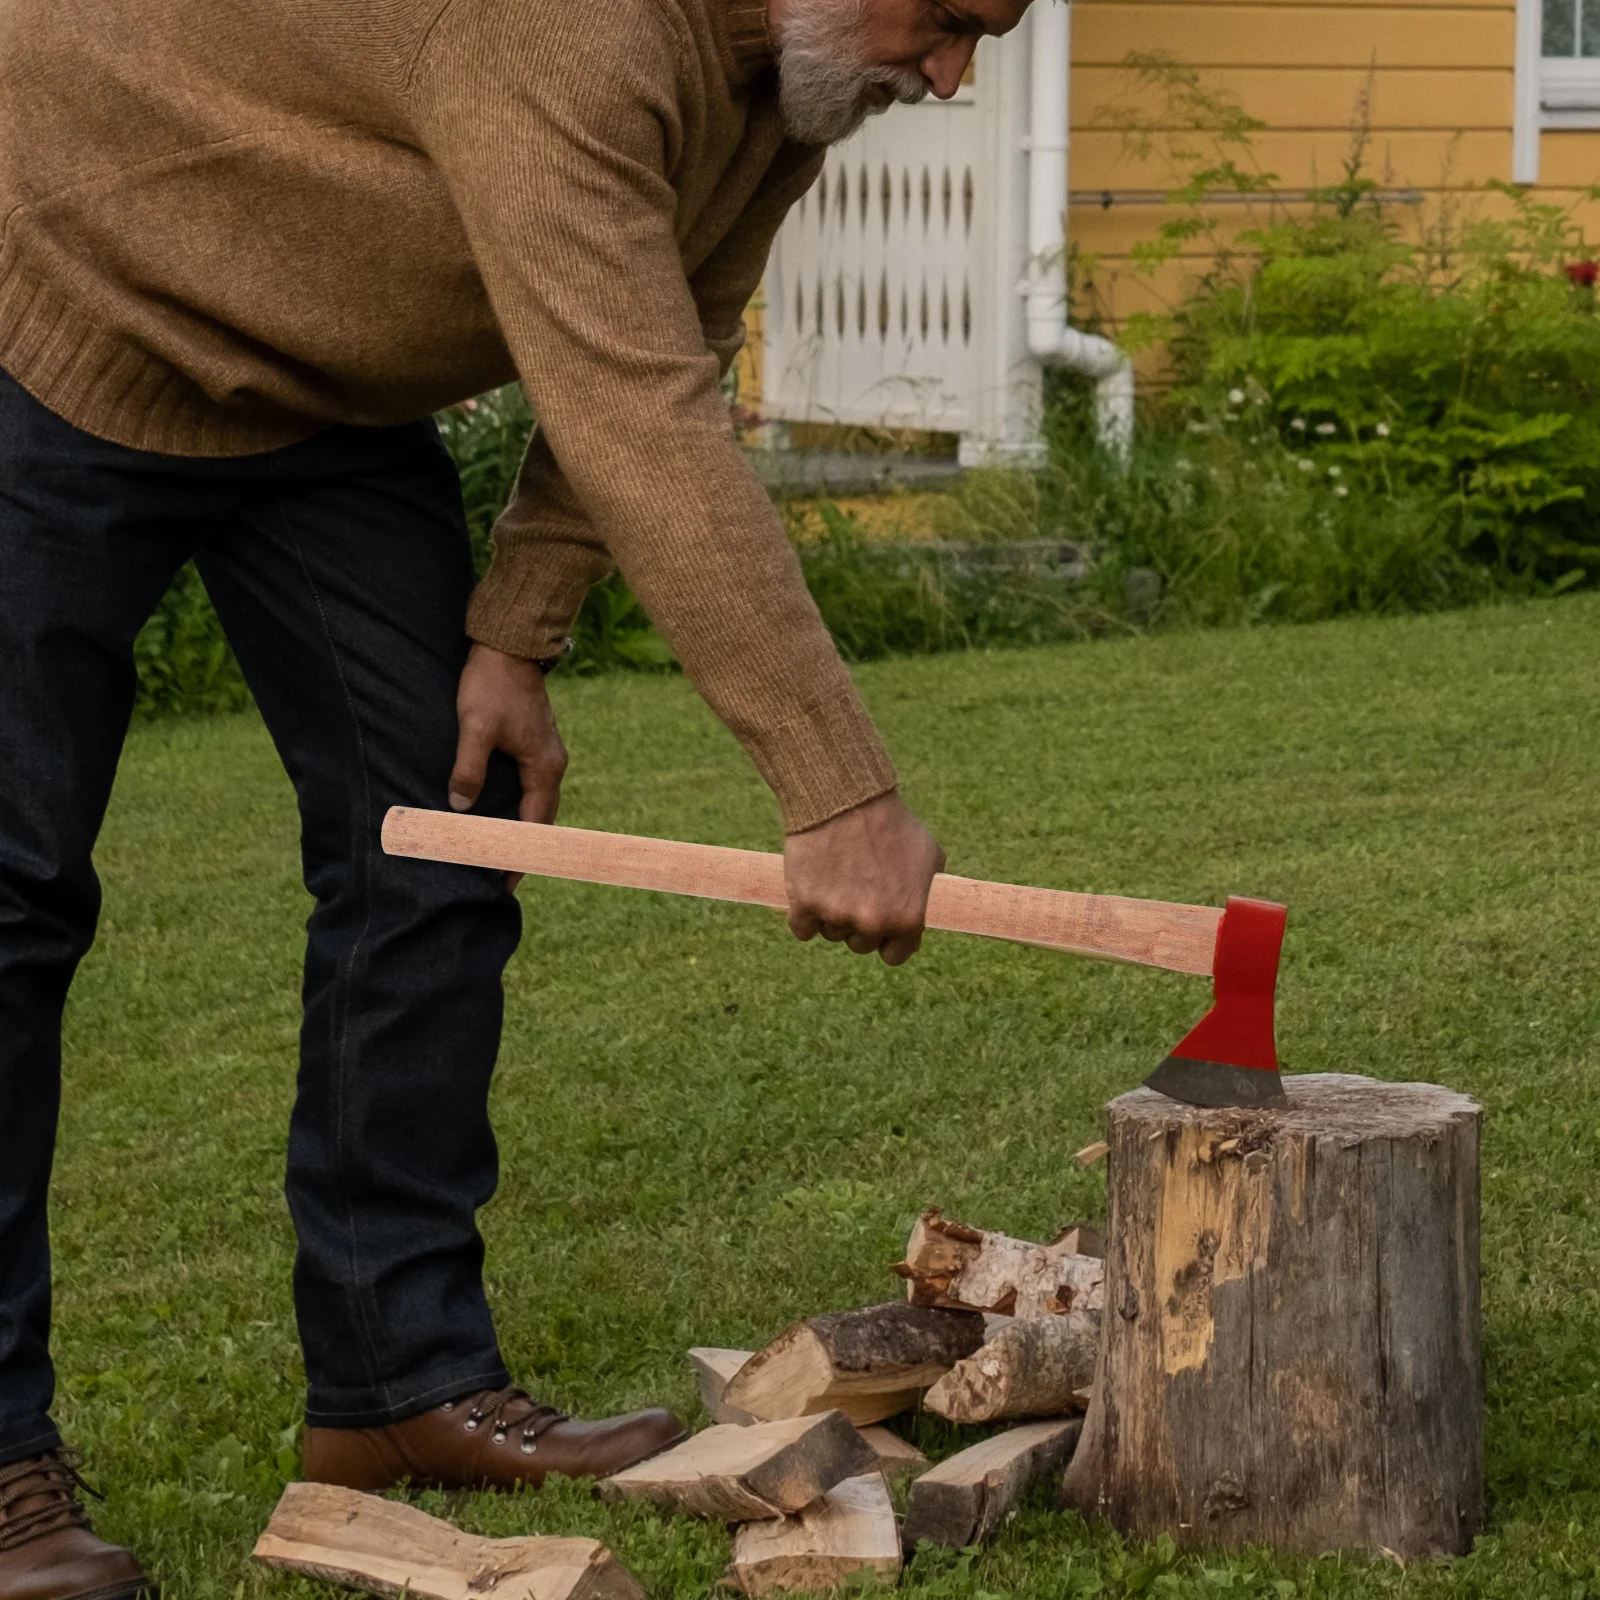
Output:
top-left (1143, 1055), bottom-right (1289, 1110)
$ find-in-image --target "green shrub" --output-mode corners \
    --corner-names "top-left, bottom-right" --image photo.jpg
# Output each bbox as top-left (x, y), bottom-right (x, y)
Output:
top-left (435, 387), bottom-right (535, 573)
top-left (1034, 400), bottom-right (1494, 628)
top-left (1165, 194), bottom-right (1600, 586)
top-left (132, 562), bottom-right (251, 720)
top-left (796, 502), bottom-right (1110, 661)
top-left (1105, 52), bottom-right (1600, 589)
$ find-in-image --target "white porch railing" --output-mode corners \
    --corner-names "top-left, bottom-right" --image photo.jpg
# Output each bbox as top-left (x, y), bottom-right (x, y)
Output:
top-left (761, 11), bottom-right (1132, 464)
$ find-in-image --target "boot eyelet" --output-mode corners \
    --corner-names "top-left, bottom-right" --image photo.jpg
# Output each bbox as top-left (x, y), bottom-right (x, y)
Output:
top-left (493, 1428), bottom-right (508, 1444)
top-left (441, 1401), bottom-right (455, 1411)
top-left (521, 1438), bottom-right (537, 1455)
top-left (464, 1416), bottom-right (481, 1432)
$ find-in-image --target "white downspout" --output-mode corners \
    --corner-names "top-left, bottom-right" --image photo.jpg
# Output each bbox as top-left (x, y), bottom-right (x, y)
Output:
top-left (1025, 0), bottom-right (1134, 458)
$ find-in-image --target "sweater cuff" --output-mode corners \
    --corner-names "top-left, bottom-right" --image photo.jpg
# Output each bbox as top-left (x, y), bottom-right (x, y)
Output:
top-left (467, 539), bottom-right (608, 661)
top-left (744, 686), bottom-right (899, 834)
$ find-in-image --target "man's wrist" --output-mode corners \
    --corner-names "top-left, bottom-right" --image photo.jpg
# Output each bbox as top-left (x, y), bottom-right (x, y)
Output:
top-left (469, 637), bottom-right (573, 676)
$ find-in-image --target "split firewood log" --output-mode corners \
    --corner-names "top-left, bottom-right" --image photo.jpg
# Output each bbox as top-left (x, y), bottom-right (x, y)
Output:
top-left (1054, 1224), bottom-right (1104, 1258)
top-left (252, 1483), bottom-right (643, 1600)
top-left (727, 1473), bottom-right (901, 1595)
top-left (856, 1425), bottom-right (929, 1483)
top-left (923, 1310), bottom-right (1101, 1424)
top-left (687, 1347), bottom-right (757, 1425)
top-left (891, 1210), bottom-right (1104, 1318)
top-left (721, 1302), bottom-right (985, 1426)
top-left (597, 1411), bottom-right (874, 1521)
top-left (901, 1420), bottom-right (1082, 1552)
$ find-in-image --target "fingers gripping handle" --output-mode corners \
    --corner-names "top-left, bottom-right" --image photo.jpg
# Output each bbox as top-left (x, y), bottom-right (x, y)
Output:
top-left (381, 808), bottom-right (1222, 976)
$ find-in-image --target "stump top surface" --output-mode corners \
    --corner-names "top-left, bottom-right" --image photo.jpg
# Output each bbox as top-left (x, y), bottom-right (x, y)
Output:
top-left (1111, 1073), bottom-right (1480, 1140)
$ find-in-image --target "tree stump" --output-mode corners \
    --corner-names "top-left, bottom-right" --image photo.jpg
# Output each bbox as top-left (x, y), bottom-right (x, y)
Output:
top-left (1061, 1074), bottom-right (1482, 1557)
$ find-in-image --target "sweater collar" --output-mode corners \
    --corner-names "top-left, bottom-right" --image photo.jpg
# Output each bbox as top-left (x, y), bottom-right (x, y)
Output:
top-left (720, 0), bottom-right (775, 85)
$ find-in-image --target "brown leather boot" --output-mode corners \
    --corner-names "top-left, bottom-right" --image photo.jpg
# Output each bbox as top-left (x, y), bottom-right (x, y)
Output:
top-left (0, 1451), bottom-right (155, 1600)
top-left (301, 1386), bottom-right (687, 1492)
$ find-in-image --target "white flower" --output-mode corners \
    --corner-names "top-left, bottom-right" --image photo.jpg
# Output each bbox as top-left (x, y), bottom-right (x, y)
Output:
top-left (1327, 465), bottom-right (1342, 478)
top-left (1375, 423), bottom-right (1391, 438)
top-left (1297, 458), bottom-right (1315, 472)
top-left (1333, 484), bottom-right (1349, 497)
top-left (1291, 418), bottom-right (1307, 431)
top-left (1228, 388), bottom-right (1246, 405)
top-left (1224, 412), bottom-right (1241, 423)
top-left (1315, 422), bottom-right (1337, 436)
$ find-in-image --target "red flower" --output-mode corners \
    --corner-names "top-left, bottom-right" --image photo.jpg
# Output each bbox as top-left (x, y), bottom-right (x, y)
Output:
top-left (1563, 260), bottom-right (1599, 287)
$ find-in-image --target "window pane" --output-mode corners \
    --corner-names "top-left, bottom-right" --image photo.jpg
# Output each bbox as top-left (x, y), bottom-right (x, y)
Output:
top-left (1546, 0), bottom-right (1578, 55)
top-left (1584, 0), bottom-right (1600, 53)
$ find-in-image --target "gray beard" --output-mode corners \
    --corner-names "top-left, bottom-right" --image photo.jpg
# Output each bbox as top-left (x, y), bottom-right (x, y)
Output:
top-left (775, 0), bottom-right (928, 146)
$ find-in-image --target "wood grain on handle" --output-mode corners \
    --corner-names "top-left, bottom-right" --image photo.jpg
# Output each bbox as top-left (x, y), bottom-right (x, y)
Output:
top-left (382, 808), bottom-right (1221, 977)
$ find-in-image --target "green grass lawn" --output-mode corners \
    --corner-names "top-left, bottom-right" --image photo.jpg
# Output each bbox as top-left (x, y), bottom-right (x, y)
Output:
top-left (56, 595), bottom-right (1600, 1598)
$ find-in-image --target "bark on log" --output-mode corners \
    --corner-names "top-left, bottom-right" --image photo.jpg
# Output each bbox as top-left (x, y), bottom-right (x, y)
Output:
top-left (892, 1211), bottom-right (1104, 1317)
top-left (253, 1483), bottom-right (643, 1600)
top-left (722, 1303), bottom-right (985, 1425)
top-left (924, 1310), bottom-right (1101, 1423)
top-left (901, 1420), bottom-right (1082, 1552)
top-left (598, 1412), bottom-right (874, 1521)
top-left (1061, 1075), bottom-right (1483, 1557)
top-left (727, 1473), bottom-right (902, 1595)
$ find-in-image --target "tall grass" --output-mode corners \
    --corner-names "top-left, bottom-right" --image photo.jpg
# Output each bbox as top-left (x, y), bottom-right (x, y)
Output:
top-left (1025, 386), bottom-right (1500, 630)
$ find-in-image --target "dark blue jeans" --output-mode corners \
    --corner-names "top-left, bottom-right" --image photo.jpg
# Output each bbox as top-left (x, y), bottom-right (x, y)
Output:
top-left (0, 369), bottom-right (523, 1464)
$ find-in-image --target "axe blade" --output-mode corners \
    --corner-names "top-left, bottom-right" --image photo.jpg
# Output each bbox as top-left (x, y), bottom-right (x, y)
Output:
top-left (1143, 896), bottom-right (1288, 1109)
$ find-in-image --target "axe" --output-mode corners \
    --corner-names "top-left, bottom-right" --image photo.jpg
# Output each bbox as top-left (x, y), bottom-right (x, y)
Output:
top-left (381, 808), bottom-right (1288, 1109)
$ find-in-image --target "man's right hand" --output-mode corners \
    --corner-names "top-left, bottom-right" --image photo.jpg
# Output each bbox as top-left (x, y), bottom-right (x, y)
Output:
top-left (783, 791), bottom-right (945, 967)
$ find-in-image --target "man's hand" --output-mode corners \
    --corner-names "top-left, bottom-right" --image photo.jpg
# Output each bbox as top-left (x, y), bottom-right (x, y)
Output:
top-left (784, 791), bottom-right (945, 967)
top-left (450, 646), bottom-right (567, 885)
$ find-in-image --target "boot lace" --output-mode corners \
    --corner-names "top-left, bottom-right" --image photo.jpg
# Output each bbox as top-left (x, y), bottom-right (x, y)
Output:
top-left (0, 1449), bottom-right (99, 1553)
top-left (443, 1387), bottom-right (568, 1456)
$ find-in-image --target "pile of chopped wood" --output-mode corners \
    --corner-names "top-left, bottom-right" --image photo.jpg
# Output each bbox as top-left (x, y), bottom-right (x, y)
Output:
top-left (253, 1209), bottom-right (1104, 1599)
top-left (638, 1210), bottom-right (1105, 1594)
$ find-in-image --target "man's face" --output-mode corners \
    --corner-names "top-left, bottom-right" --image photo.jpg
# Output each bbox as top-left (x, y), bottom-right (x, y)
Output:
top-left (771, 0), bottom-right (1031, 147)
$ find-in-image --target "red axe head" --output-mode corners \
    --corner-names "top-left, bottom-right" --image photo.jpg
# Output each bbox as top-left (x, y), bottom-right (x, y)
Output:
top-left (1143, 896), bottom-right (1288, 1109)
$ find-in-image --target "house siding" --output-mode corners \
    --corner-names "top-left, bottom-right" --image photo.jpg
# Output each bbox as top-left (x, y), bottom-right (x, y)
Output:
top-left (1070, 0), bottom-right (1600, 329)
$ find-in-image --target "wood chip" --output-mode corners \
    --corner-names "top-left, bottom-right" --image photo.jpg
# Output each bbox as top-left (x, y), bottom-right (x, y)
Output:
top-left (902, 1420), bottom-right (1082, 1551)
top-left (252, 1482), bottom-right (643, 1600)
top-left (597, 1411), bottom-right (874, 1521)
top-left (727, 1473), bottom-right (901, 1595)
top-left (1072, 1141), bottom-right (1109, 1168)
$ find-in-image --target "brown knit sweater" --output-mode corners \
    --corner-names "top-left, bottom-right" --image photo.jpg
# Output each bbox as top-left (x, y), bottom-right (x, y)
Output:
top-left (0, 0), bottom-right (896, 831)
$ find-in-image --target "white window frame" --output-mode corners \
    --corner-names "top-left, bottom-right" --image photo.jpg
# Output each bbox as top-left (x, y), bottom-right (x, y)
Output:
top-left (1515, 0), bottom-right (1600, 182)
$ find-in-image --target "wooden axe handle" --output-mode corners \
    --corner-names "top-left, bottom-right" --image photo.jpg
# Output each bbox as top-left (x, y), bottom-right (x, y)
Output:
top-left (382, 808), bottom-right (1222, 977)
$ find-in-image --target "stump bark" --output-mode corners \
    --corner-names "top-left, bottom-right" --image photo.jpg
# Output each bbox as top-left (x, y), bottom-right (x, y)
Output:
top-left (1061, 1074), bottom-right (1482, 1557)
